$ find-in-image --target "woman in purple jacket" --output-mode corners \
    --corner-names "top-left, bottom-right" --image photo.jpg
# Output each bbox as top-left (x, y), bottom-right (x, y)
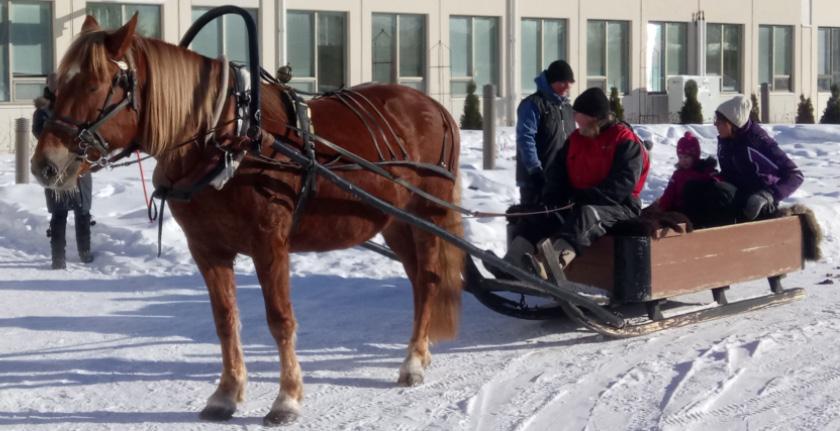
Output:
top-left (684, 95), bottom-right (804, 227)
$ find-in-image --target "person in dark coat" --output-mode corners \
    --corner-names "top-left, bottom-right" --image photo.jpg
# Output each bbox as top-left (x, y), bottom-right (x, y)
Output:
top-left (503, 88), bottom-right (650, 281)
top-left (515, 60), bottom-right (576, 206)
top-left (683, 95), bottom-right (804, 227)
top-left (33, 74), bottom-right (95, 269)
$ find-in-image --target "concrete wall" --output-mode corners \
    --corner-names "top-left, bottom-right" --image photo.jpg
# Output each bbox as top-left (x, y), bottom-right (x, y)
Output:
top-left (2, 0), bottom-right (840, 152)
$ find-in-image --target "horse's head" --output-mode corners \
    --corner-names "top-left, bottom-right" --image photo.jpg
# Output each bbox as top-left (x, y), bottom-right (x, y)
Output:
top-left (31, 15), bottom-right (140, 190)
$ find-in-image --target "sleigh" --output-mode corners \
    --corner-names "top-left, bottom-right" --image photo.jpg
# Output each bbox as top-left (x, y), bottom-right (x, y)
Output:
top-left (169, 8), bottom-right (814, 341)
top-left (33, 6), bottom-right (823, 426)
top-left (464, 210), bottom-right (818, 337)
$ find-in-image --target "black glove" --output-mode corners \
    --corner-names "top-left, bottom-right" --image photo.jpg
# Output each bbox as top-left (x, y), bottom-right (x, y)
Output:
top-left (743, 190), bottom-right (776, 220)
top-left (528, 168), bottom-right (545, 191)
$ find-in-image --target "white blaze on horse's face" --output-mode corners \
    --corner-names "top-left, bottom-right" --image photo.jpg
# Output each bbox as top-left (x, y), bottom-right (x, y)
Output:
top-left (63, 63), bottom-right (81, 83)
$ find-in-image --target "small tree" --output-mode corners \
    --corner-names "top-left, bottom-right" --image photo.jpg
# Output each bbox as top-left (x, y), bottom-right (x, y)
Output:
top-left (750, 93), bottom-right (761, 123)
top-left (796, 94), bottom-right (816, 124)
top-left (820, 84), bottom-right (840, 124)
top-left (679, 79), bottom-right (704, 124)
top-left (460, 80), bottom-right (483, 130)
top-left (609, 87), bottom-right (624, 121)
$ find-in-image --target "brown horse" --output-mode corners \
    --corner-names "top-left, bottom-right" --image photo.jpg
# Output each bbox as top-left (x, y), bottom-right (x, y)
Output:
top-left (30, 15), bottom-right (464, 426)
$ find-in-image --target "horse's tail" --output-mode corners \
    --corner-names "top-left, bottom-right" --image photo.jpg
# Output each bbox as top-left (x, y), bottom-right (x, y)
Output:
top-left (429, 116), bottom-right (464, 342)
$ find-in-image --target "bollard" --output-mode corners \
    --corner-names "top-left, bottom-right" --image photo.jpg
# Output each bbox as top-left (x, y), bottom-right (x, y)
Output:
top-left (482, 84), bottom-right (496, 170)
top-left (760, 83), bottom-right (770, 124)
top-left (15, 117), bottom-right (30, 184)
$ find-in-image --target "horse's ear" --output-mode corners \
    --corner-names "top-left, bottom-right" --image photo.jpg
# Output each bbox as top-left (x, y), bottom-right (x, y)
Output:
top-left (81, 15), bottom-right (100, 34)
top-left (104, 13), bottom-right (138, 60)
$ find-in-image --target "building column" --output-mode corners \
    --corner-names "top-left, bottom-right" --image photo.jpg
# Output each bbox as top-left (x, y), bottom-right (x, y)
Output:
top-left (692, 11), bottom-right (707, 76)
top-left (506, 0), bottom-right (519, 126)
top-left (260, 0), bottom-right (277, 71)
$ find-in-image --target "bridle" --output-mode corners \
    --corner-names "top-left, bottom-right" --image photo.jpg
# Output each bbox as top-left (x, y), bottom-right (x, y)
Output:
top-left (45, 54), bottom-right (139, 168)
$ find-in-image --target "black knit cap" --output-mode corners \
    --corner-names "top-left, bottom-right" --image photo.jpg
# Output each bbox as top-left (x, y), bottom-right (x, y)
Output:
top-left (545, 60), bottom-right (575, 83)
top-left (572, 87), bottom-right (610, 119)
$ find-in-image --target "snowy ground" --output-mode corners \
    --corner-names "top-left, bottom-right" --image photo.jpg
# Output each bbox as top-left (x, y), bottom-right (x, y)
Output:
top-left (2, 124), bottom-right (840, 430)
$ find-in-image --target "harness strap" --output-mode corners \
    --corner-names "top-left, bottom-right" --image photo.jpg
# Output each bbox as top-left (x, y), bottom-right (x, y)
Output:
top-left (289, 90), bottom-right (318, 231)
top-left (331, 91), bottom-right (388, 160)
top-left (281, 124), bottom-right (475, 217)
top-left (148, 158), bottom-right (228, 256)
top-left (344, 89), bottom-right (409, 158)
top-left (147, 190), bottom-right (167, 257)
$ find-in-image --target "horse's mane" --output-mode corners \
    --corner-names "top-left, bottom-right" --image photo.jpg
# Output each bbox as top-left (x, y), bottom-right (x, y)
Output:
top-left (58, 32), bottom-right (218, 158)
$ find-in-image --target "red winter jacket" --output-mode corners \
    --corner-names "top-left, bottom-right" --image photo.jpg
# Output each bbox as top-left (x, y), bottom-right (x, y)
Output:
top-left (543, 122), bottom-right (650, 209)
top-left (657, 157), bottom-right (719, 212)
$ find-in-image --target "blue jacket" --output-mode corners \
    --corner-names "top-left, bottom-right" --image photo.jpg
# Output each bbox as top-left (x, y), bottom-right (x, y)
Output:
top-left (515, 73), bottom-right (575, 187)
top-left (717, 120), bottom-right (804, 201)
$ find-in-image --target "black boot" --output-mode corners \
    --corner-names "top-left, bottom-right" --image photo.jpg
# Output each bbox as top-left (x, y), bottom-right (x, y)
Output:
top-left (49, 212), bottom-right (67, 269)
top-left (75, 212), bottom-right (94, 264)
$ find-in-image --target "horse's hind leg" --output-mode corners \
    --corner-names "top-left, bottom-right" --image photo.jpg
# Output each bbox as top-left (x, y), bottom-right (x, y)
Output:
top-left (253, 245), bottom-right (303, 426)
top-left (193, 251), bottom-right (246, 421)
top-left (384, 222), bottom-right (437, 387)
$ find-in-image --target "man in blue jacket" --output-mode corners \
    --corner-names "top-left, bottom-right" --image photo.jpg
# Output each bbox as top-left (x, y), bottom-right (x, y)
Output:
top-left (516, 60), bottom-right (576, 206)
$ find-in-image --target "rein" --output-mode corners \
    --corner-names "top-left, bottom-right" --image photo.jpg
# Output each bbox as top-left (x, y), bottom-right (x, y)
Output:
top-left (255, 125), bottom-right (573, 219)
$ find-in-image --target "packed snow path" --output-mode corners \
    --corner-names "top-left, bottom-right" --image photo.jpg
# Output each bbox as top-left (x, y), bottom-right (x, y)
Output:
top-left (2, 125), bottom-right (840, 430)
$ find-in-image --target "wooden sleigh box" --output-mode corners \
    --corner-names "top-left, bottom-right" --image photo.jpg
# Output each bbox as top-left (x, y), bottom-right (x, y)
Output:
top-left (564, 216), bottom-right (806, 303)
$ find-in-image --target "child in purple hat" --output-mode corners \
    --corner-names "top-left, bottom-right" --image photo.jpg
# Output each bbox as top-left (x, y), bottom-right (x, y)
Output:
top-left (656, 132), bottom-right (718, 213)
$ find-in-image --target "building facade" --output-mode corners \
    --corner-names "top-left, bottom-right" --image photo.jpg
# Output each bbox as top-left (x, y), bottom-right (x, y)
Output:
top-left (2, 0), bottom-right (840, 152)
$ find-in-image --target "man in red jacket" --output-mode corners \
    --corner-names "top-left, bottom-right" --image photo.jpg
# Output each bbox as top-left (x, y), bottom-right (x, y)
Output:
top-left (526, 88), bottom-right (650, 281)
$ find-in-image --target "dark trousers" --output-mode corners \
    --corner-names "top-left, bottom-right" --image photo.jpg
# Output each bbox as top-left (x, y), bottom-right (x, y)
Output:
top-left (682, 180), bottom-right (771, 228)
top-left (510, 203), bottom-right (638, 253)
top-left (49, 210), bottom-right (91, 256)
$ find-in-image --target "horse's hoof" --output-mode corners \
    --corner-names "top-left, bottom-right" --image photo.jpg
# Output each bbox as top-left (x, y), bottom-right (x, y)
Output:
top-left (263, 409), bottom-right (299, 426)
top-left (198, 404), bottom-right (236, 422)
top-left (398, 372), bottom-right (424, 387)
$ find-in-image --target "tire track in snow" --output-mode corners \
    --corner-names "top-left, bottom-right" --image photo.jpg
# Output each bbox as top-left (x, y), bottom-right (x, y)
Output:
top-left (464, 350), bottom-right (539, 430)
top-left (661, 366), bottom-right (840, 427)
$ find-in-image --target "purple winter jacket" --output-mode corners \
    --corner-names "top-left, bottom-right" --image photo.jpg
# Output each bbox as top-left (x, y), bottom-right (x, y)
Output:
top-left (717, 120), bottom-right (804, 201)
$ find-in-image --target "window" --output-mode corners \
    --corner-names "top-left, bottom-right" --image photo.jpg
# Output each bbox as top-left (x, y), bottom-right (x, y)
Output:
top-left (1, 1), bottom-right (53, 102)
top-left (287, 11), bottom-right (346, 93)
top-left (87, 2), bottom-right (161, 39)
top-left (647, 22), bottom-right (687, 93)
top-left (587, 20), bottom-right (629, 94)
top-left (818, 28), bottom-right (840, 92)
top-left (450, 16), bottom-right (500, 96)
top-left (706, 23), bottom-right (742, 92)
top-left (759, 25), bottom-right (793, 92)
top-left (521, 18), bottom-right (568, 94)
top-left (191, 7), bottom-right (257, 66)
top-left (372, 13), bottom-right (426, 91)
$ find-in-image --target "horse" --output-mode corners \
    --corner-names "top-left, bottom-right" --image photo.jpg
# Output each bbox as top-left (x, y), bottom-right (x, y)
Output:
top-left (30, 15), bottom-right (464, 426)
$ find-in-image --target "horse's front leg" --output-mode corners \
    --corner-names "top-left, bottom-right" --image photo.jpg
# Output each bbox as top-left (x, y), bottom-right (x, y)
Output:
top-left (253, 243), bottom-right (303, 426)
top-left (193, 251), bottom-right (246, 421)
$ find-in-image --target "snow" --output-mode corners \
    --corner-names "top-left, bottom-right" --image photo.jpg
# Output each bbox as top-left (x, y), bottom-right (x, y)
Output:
top-left (2, 124), bottom-right (840, 430)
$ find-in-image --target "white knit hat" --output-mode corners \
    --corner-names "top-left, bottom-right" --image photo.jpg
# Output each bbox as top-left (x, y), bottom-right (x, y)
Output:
top-left (716, 95), bottom-right (752, 128)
